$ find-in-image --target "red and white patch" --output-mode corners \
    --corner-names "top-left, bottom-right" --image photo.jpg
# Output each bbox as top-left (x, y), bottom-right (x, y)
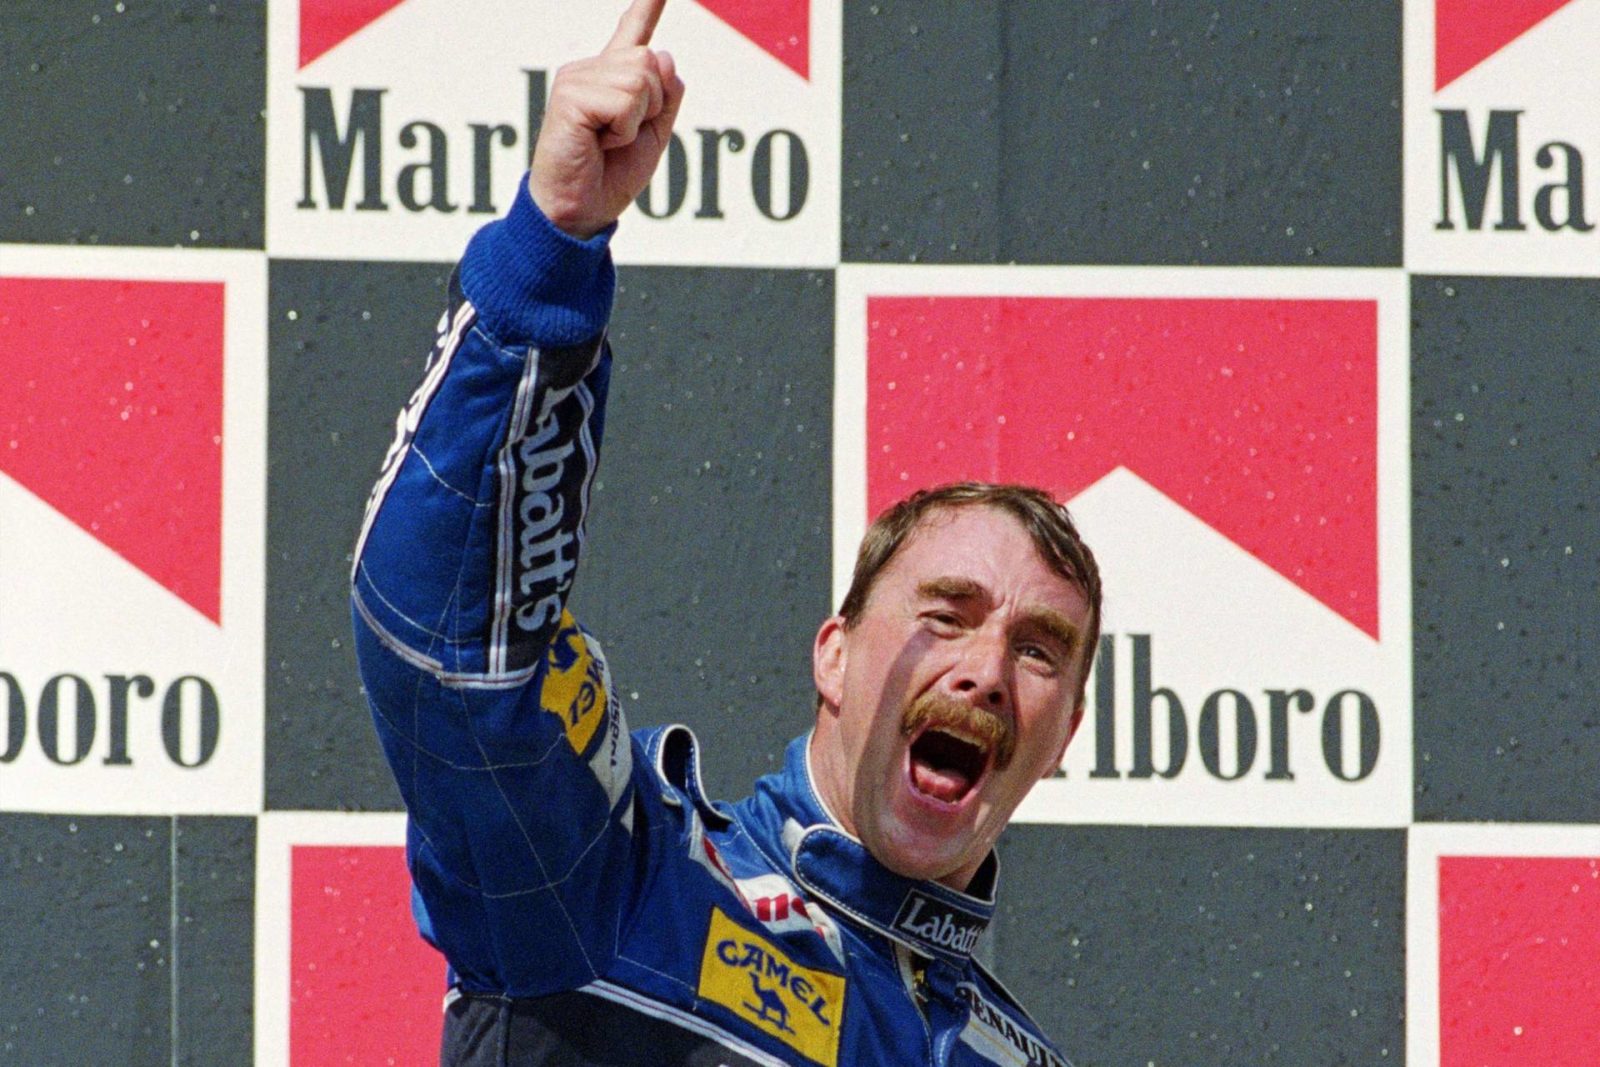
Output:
top-left (735, 872), bottom-right (845, 963)
top-left (835, 265), bottom-right (1411, 828)
top-left (1408, 824), bottom-right (1600, 1066)
top-left (1406, 0), bottom-right (1600, 276)
top-left (0, 245), bottom-right (265, 815)
top-left (255, 814), bottom-right (442, 1066)
top-left (267, 0), bottom-right (838, 267)
top-left (687, 810), bottom-right (747, 904)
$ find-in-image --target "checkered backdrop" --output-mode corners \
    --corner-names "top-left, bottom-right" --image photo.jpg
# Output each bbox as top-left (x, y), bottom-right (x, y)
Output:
top-left (3, 2), bottom-right (1597, 1064)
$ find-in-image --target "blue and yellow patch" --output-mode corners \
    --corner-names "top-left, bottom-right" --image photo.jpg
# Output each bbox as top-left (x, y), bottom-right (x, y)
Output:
top-left (697, 907), bottom-right (845, 1066)
top-left (540, 610), bottom-right (606, 755)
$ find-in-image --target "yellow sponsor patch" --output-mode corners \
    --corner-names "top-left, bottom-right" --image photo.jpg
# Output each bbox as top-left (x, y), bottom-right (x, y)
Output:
top-left (697, 907), bottom-right (845, 1067)
top-left (539, 610), bottom-right (606, 755)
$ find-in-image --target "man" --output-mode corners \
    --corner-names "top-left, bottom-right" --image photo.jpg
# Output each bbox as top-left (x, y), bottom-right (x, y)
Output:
top-left (352, 1), bottom-right (1101, 1063)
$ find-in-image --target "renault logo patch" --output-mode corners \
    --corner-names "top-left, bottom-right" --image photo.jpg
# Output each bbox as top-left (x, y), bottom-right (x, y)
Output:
top-left (956, 983), bottom-right (1069, 1067)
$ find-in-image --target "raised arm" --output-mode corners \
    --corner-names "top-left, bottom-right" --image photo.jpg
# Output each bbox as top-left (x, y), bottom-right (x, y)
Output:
top-left (350, 0), bottom-right (686, 996)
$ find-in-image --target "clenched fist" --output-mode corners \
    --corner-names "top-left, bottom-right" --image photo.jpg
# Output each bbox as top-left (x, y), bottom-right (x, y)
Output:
top-left (529, 0), bottom-right (686, 239)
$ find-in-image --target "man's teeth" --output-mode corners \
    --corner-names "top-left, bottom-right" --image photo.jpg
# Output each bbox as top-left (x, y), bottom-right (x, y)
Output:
top-left (929, 727), bottom-right (989, 755)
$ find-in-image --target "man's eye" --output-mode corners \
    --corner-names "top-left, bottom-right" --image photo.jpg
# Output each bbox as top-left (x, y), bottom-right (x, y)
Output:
top-left (1017, 643), bottom-right (1061, 670)
top-left (923, 612), bottom-right (963, 630)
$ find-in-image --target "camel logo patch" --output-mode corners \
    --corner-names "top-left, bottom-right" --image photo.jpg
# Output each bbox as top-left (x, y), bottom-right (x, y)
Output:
top-left (697, 907), bottom-right (844, 1066)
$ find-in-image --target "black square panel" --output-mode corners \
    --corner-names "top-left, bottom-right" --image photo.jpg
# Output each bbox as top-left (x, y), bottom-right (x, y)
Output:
top-left (0, 814), bottom-right (252, 1066)
top-left (267, 259), bottom-right (833, 808)
top-left (1, 0), bottom-right (265, 249)
top-left (173, 817), bottom-right (254, 1066)
top-left (1412, 275), bottom-right (1600, 823)
top-left (989, 825), bottom-right (1406, 1066)
top-left (843, 1), bottom-right (1402, 266)
top-left (267, 258), bottom-right (452, 811)
top-left (841, 1), bottom-right (1005, 263)
top-left (567, 266), bottom-right (835, 802)
top-left (0, 814), bottom-right (169, 1065)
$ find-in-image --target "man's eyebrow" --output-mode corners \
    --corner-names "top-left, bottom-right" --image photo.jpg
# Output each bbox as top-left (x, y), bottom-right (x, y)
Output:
top-left (917, 578), bottom-right (1081, 652)
top-left (916, 577), bottom-right (986, 602)
top-left (1022, 608), bottom-right (1081, 655)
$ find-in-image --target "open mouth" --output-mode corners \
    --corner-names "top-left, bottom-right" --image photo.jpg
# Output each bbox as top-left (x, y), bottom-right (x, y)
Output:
top-left (908, 727), bottom-right (990, 805)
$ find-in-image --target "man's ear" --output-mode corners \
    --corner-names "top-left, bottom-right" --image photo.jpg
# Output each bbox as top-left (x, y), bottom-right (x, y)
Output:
top-left (1041, 701), bottom-right (1086, 780)
top-left (812, 615), bottom-right (847, 714)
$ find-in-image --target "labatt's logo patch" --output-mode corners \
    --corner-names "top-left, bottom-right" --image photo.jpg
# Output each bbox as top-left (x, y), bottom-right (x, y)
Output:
top-left (541, 611), bottom-right (605, 754)
top-left (955, 984), bottom-right (1067, 1067)
top-left (893, 891), bottom-right (982, 956)
top-left (698, 907), bottom-right (844, 1066)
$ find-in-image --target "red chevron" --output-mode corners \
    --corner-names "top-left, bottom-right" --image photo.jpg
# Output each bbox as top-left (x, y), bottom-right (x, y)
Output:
top-left (292, 847), bottom-right (444, 1062)
top-left (697, 0), bottom-right (808, 79)
top-left (299, 0), bottom-right (410, 69)
top-left (1436, 0), bottom-right (1578, 90)
top-left (866, 296), bottom-right (1380, 638)
top-left (1439, 856), bottom-right (1600, 1062)
top-left (298, 1), bottom-right (808, 79)
top-left (0, 277), bottom-right (225, 624)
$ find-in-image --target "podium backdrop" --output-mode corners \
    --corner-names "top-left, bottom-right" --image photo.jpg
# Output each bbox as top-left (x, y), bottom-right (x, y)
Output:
top-left (3, 2), bottom-right (1597, 1064)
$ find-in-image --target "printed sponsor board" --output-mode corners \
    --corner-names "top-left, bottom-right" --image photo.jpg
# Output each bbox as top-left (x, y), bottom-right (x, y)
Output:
top-left (267, 0), bottom-right (839, 266)
top-left (254, 813), bottom-right (443, 1066)
top-left (1407, 823), bottom-right (1600, 1067)
top-left (835, 265), bottom-right (1411, 828)
top-left (0, 246), bottom-right (265, 815)
top-left (1405, 0), bottom-right (1600, 276)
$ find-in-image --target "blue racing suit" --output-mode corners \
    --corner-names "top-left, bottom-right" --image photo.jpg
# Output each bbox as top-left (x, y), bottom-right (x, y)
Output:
top-left (351, 178), bottom-right (1074, 1067)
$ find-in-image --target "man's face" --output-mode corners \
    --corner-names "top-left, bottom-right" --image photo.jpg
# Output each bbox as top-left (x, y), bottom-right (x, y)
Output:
top-left (810, 505), bottom-right (1091, 891)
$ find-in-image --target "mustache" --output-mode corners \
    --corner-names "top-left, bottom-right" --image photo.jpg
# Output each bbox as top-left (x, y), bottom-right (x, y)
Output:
top-left (899, 691), bottom-right (1015, 771)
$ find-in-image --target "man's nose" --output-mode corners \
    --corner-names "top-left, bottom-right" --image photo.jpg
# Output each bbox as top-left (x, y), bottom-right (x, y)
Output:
top-left (950, 631), bottom-right (1009, 710)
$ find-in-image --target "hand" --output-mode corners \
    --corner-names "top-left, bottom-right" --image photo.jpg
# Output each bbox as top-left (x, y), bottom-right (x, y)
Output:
top-left (529, 0), bottom-right (686, 239)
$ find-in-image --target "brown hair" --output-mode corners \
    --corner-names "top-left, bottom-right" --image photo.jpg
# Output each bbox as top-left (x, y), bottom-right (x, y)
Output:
top-left (837, 483), bottom-right (1103, 709)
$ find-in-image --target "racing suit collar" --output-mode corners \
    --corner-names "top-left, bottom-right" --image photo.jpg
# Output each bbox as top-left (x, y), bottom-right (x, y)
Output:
top-left (739, 733), bottom-right (998, 965)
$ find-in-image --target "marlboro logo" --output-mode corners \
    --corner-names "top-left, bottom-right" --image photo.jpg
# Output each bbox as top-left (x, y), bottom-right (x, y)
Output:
top-left (843, 270), bottom-right (1411, 825)
top-left (0, 247), bottom-right (264, 817)
top-left (1409, 0), bottom-right (1600, 274)
top-left (272, 0), bottom-right (837, 265)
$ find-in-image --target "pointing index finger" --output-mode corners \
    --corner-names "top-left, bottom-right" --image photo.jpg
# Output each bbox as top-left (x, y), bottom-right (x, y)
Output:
top-left (605, 0), bottom-right (667, 51)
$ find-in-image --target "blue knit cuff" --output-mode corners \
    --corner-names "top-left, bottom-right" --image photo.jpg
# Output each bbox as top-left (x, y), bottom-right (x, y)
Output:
top-left (459, 175), bottom-right (617, 348)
